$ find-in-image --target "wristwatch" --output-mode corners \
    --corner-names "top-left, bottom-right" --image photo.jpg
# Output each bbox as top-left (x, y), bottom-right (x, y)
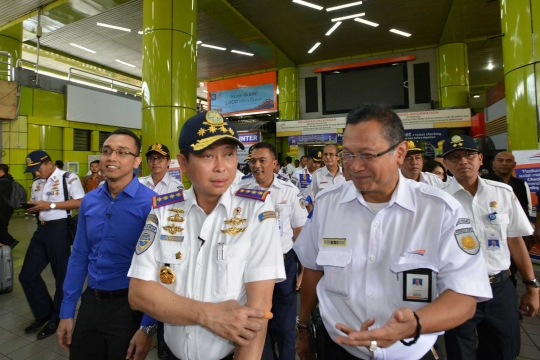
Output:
top-left (522, 278), bottom-right (540, 288)
top-left (49, 203), bottom-right (57, 210)
top-left (139, 324), bottom-right (157, 337)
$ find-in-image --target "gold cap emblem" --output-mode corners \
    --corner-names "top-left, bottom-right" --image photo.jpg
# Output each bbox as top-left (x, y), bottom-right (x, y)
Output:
top-left (461, 235), bottom-right (479, 250)
top-left (26, 157), bottom-right (32, 164)
top-left (451, 135), bottom-right (464, 148)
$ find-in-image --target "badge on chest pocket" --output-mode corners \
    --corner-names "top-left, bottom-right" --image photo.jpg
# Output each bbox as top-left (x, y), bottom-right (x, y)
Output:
top-left (403, 268), bottom-right (432, 303)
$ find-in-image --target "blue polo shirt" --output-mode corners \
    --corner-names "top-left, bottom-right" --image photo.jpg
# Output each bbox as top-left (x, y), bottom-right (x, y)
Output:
top-left (60, 176), bottom-right (156, 319)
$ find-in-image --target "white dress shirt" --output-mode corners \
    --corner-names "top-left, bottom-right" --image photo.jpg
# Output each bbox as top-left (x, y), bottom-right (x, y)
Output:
top-left (310, 166), bottom-right (346, 198)
top-left (139, 172), bottom-right (184, 195)
top-left (419, 171), bottom-right (443, 186)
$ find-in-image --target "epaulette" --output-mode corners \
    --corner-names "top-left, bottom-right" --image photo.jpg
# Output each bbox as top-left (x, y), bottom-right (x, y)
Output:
top-left (276, 174), bottom-right (289, 182)
top-left (33, 177), bottom-right (41, 182)
top-left (241, 173), bottom-right (253, 180)
top-left (63, 172), bottom-right (72, 178)
top-left (152, 191), bottom-right (185, 208)
top-left (484, 179), bottom-right (513, 192)
top-left (235, 188), bottom-right (270, 201)
top-left (417, 184), bottom-right (461, 211)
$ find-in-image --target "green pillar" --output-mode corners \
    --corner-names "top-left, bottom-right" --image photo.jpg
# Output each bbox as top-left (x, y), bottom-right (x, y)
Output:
top-left (278, 67), bottom-right (299, 159)
top-left (141, 0), bottom-right (197, 186)
top-left (500, 0), bottom-right (539, 151)
top-left (0, 22), bottom-right (22, 81)
top-left (437, 43), bottom-right (470, 108)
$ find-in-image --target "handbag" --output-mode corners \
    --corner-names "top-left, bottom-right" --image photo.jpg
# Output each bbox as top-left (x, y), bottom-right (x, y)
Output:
top-left (62, 173), bottom-right (78, 244)
top-left (307, 307), bottom-right (326, 359)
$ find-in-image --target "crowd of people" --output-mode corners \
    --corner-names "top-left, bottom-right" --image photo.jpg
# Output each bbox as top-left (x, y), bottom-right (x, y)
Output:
top-left (0, 104), bottom-right (539, 360)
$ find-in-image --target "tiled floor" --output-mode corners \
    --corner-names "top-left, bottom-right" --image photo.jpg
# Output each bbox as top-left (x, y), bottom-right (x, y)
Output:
top-left (2, 214), bottom-right (540, 359)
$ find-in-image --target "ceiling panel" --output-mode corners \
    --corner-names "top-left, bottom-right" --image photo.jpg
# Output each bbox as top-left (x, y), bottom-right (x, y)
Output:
top-left (0, 0), bottom-right (56, 28)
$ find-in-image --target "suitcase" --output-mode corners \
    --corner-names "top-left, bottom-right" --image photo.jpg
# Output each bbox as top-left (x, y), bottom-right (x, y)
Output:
top-left (0, 245), bottom-right (13, 294)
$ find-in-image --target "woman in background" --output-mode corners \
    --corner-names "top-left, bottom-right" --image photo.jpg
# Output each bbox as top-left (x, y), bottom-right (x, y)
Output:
top-left (423, 160), bottom-right (447, 182)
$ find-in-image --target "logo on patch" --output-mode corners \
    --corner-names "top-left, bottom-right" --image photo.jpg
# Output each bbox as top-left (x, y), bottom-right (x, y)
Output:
top-left (136, 224), bottom-right (157, 255)
top-left (406, 250), bottom-right (425, 256)
top-left (455, 228), bottom-right (480, 255)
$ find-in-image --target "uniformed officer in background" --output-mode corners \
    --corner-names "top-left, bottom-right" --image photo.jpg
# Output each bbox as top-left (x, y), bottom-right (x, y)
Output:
top-left (291, 149), bottom-right (323, 198)
top-left (240, 142), bottom-right (308, 360)
top-left (20, 150), bottom-right (84, 340)
top-left (310, 144), bottom-right (346, 199)
top-left (139, 143), bottom-right (184, 195)
top-left (400, 140), bottom-right (442, 186)
top-left (438, 135), bottom-right (539, 360)
top-left (128, 110), bottom-right (286, 360)
top-left (294, 104), bottom-right (492, 360)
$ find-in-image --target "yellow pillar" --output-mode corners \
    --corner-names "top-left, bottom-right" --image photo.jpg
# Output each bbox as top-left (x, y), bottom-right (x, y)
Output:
top-left (141, 0), bottom-right (197, 186)
top-left (437, 43), bottom-right (470, 108)
top-left (500, 0), bottom-right (539, 150)
top-left (0, 23), bottom-right (22, 81)
top-left (278, 67), bottom-right (299, 159)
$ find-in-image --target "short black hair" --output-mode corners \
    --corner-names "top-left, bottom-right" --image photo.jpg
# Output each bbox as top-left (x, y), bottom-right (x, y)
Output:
top-left (285, 156), bottom-right (292, 163)
top-left (0, 164), bottom-right (8, 174)
top-left (345, 104), bottom-right (405, 146)
top-left (90, 160), bottom-right (100, 165)
top-left (423, 160), bottom-right (447, 182)
top-left (108, 128), bottom-right (141, 154)
top-left (251, 142), bottom-right (278, 160)
top-left (300, 155), bottom-right (308, 161)
top-left (55, 160), bottom-right (64, 169)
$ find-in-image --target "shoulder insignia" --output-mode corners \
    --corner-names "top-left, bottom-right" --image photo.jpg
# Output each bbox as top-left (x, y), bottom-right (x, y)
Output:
top-left (235, 188), bottom-right (270, 201)
top-left (277, 174), bottom-right (289, 182)
top-left (33, 177), bottom-right (40, 182)
top-left (484, 179), bottom-right (513, 192)
top-left (241, 173), bottom-right (253, 180)
top-left (152, 191), bottom-right (185, 208)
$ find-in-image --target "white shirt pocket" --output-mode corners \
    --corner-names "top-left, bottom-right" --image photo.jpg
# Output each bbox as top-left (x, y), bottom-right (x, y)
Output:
top-left (212, 242), bottom-right (251, 299)
top-left (316, 249), bottom-right (352, 298)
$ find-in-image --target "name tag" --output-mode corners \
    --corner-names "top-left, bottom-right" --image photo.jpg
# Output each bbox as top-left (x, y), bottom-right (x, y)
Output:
top-left (403, 268), bottom-right (432, 303)
top-left (323, 238), bottom-right (346, 246)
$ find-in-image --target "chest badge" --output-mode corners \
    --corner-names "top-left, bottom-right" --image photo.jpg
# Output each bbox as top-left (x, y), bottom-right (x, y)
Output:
top-left (163, 224), bottom-right (184, 235)
top-left (221, 207), bottom-right (247, 236)
top-left (159, 265), bottom-right (176, 284)
top-left (167, 208), bottom-right (185, 222)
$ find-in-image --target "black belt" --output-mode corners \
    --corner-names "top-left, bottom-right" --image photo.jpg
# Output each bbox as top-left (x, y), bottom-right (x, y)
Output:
top-left (86, 287), bottom-right (129, 300)
top-left (38, 218), bottom-right (68, 226)
top-left (489, 269), bottom-right (510, 285)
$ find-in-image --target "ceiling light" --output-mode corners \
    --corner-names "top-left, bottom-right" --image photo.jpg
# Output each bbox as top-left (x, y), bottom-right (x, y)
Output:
top-left (325, 22), bottom-right (342, 36)
top-left (487, 63), bottom-right (494, 70)
top-left (327, 1), bottom-right (362, 11)
top-left (96, 22), bottom-right (131, 32)
top-left (331, 13), bottom-right (365, 22)
top-left (389, 29), bottom-right (411, 37)
top-left (71, 78), bottom-right (118, 92)
top-left (115, 59), bottom-right (136, 68)
top-left (292, 0), bottom-right (323, 10)
top-left (138, 31), bottom-right (143, 35)
top-left (201, 44), bottom-right (226, 51)
top-left (308, 42), bottom-right (321, 53)
top-left (69, 43), bottom-right (96, 54)
top-left (196, 41), bottom-right (202, 44)
top-left (354, 18), bottom-right (379, 27)
top-left (231, 50), bottom-right (254, 56)
top-left (473, 94), bottom-right (480, 98)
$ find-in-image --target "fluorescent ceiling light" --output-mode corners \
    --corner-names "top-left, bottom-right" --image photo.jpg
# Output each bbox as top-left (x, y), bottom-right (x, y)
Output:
top-left (196, 41), bottom-right (202, 44)
top-left (354, 17), bottom-right (379, 27)
top-left (115, 59), bottom-right (136, 68)
top-left (201, 43), bottom-right (226, 51)
top-left (389, 29), bottom-right (411, 37)
top-left (71, 78), bottom-right (118, 93)
top-left (308, 42), bottom-right (321, 53)
top-left (327, 1), bottom-right (362, 11)
top-left (325, 22), bottom-right (342, 36)
top-left (292, 0), bottom-right (323, 10)
top-left (96, 22), bottom-right (131, 32)
top-left (138, 31), bottom-right (143, 35)
top-left (473, 94), bottom-right (480, 98)
top-left (487, 63), bottom-right (494, 70)
top-left (69, 43), bottom-right (96, 54)
top-left (331, 13), bottom-right (365, 22)
top-left (231, 50), bottom-right (254, 56)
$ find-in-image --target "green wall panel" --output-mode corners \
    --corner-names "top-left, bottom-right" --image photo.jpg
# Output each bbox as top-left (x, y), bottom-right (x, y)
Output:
top-left (39, 126), bottom-right (63, 150)
top-left (33, 89), bottom-right (65, 119)
top-left (19, 87), bottom-right (34, 116)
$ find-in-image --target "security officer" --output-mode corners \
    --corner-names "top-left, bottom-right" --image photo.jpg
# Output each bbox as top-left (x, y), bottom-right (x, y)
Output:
top-left (128, 110), bottom-right (286, 360)
top-left (240, 142), bottom-right (308, 360)
top-left (140, 143), bottom-right (184, 194)
top-left (400, 140), bottom-right (442, 186)
top-left (310, 144), bottom-right (346, 199)
top-left (294, 104), bottom-right (492, 360)
top-left (20, 150), bottom-right (84, 340)
top-left (438, 135), bottom-right (539, 360)
top-left (291, 149), bottom-right (323, 199)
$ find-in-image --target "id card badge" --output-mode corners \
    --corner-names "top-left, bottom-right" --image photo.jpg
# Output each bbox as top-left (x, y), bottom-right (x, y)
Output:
top-left (276, 205), bottom-right (283, 236)
top-left (486, 230), bottom-right (501, 251)
top-left (403, 268), bottom-right (432, 303)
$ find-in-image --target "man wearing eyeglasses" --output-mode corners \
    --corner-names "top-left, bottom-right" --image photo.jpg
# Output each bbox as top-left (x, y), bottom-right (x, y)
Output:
top-left (57, 129), bottom-right (157, 360)
top-left (139, 143), bottom-right (184, 195)
top-left (310, 144), bottom-right (346, 198)
top-left (294, 104), bottom-right (492, 360)
top-left (438, 135), bottom-right (538, 360)
top-left (400, 140), bottom-right (441, 186)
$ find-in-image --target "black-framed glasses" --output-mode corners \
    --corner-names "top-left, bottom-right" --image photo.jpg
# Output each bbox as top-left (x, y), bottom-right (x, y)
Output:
top-left (101, 148), bottom-right (138, 158)
top-left (445, 151), bottom-right (478, 162)
top-left (147, 156), bottom-right (167, 164)
top-left (341, 142), bottom-right (400, 163)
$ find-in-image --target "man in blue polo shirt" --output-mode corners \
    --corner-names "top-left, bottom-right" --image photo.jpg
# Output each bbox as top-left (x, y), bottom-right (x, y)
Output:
top-left (57, 129), bottom-right (157, 360)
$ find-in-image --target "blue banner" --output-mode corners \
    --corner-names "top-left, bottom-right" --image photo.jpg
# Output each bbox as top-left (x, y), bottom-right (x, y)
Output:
top-left (289, 134), bottom-right (337, 146)
top-left (403, 129), bottom-right (448, 146)
top-left (210, 84), bottom-right (275, 114)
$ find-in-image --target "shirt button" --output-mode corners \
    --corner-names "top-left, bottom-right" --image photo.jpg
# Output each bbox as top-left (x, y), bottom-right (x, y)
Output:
top-left (373, 222), bottom-right (379, 228)
top-left (369, 255), bottom-right (376, 261)
top-left (218, 266), bottom-right (224, 271)
top-left (188, 333), bottom-right (194, 339)
top-left (368, 293), bottom-right (374, 299)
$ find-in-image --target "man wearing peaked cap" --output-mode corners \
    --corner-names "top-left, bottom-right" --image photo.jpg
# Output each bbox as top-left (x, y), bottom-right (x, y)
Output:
top-left (128, 110), bottom-right (285, 360)
top-left (291, 149), bottom-right (323, 200)
top-left (400, 140), bottom-right (441, 186)
top-left (438, 134), bottom-right (539, 360)
top-left (139, 143), bottom-right (184, 196)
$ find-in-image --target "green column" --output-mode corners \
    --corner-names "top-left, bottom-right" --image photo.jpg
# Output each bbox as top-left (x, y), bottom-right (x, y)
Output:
top-left (500, 0), bottom-right (539, 151)
top-left (278, 67), bottom-right (299, 120)
top-left (141, 0), bottom-right (197, 185)
top-left (437, 43), bottom-right (470, 108)
top-left (0, 22), bottom-right (22, 81)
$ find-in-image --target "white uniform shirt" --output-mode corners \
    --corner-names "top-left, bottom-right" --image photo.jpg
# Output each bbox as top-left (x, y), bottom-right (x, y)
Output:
top-left (139, 172), bottom-right (184, 194)
top-left (291, 166), bottom-right (314, 199)
top-left (310, 166), bottom-right (346, 198)
top-left (233, 170), bottom-right (244, 185)
top-left (239, 174), bottom-right (308, 253)
top-left (283, 163), bottom-right (295, 177)
top-left (30, 168), bottom-right (85, 221)
top-left (419, 171), bottom-right (442, 186)
top-left (128, 185), bottom-right (285, 360)
top-left (439, 177), bottom-right (533, 275)
top-left (294, 175), bottom-right (492, 360)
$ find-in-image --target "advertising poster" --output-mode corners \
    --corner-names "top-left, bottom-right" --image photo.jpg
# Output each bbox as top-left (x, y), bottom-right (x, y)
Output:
top-left (210, 84), bottom-right (275, 115)
top-left (513, 150), bottom-right (540, 263)
top-left (238, 132), bottom-right (261, 164)
top-left (167, 159), bottom-right (182, 182)
top-left (288, 133), bottom-right (337, 146)
top-left (403, 129), bottom-right (448, 147)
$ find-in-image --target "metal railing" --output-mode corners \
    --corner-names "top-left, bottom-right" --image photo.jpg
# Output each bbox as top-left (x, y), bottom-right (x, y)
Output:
top-left (0, 51), bottom-right (13, 81)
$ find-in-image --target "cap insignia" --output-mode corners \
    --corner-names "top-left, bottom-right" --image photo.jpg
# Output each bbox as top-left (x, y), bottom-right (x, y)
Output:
top-left (451, 135), bottom-right (464, 148)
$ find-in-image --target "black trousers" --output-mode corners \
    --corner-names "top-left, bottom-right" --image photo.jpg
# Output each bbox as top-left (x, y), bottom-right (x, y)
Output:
top-left (70, 288), bottom-right (143, 360)
top-left (167, 350), bottom-right (234, 360)
top-left (444, 276), bottom-right (520, 360)
top-left (19, 219), bottom-right (71, 323)
top-left (0, 206), bottom-right (15, 246)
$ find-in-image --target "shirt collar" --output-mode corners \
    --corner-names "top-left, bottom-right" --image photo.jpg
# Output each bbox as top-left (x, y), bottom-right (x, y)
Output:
top-left (323, 166), bottom-right (343, 177)
top-left (445, 176), bottom-right (482, 195)
top-left (182, 185), bottom-right (233, 216)
top-left (42, 167), bottom-right (62, 183)
top-left (100, 175), bottom-right (141, 199)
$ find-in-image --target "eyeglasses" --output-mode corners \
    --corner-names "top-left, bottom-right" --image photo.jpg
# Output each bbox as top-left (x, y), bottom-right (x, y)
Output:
top-left (341, 142), bottom-right (400, 163)
top-left (445, 151), bottom-right (478, 162)
top-left (101, 148), bottom-right (138, 158)
top-left (147, 156), bottom-right (167, 163)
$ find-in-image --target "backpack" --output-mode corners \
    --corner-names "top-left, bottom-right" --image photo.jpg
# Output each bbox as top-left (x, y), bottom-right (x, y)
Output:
top-left (0, 179), bottom-right (27, 209)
